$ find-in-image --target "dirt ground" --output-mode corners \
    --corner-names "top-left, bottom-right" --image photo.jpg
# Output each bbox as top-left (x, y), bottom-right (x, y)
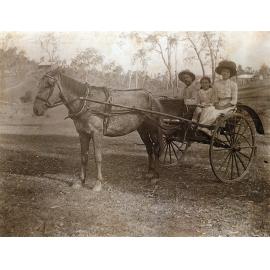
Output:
top-left (0, 128), bottom-right (269, 236)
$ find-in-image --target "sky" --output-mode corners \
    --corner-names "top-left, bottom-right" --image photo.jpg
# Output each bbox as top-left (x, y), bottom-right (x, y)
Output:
top-left (10, 31), bottom-right (270, 76)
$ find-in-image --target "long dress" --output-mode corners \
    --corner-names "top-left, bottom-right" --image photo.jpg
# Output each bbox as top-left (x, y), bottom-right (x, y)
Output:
top-left (198, 79), bottom-right (238, 128)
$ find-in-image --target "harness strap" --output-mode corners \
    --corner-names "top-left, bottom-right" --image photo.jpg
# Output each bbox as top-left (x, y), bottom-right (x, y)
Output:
top-left (103, 88), bottom-right (112, 134)
top-left (66, 83), bottom-right (91, 119)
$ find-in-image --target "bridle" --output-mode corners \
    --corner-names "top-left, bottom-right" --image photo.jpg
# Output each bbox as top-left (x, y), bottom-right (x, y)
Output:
top-left (35, 74), bottom-right (64, 108)
top-left (35, 73), bottom-right (91, 119)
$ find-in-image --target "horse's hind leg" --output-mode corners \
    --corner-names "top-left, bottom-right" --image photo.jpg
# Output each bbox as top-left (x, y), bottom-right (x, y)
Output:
top-left (137, 127), bottom-right (155, 179)
top-left (92, 132), bottom-right (103, 192)
top-left (149, 129), bottom-right (163, 185)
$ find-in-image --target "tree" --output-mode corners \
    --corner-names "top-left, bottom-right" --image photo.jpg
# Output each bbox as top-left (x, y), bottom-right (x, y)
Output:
top-left (132, 48), bottom-right (150, 88)
top-left (237, 64), bottom-right (245, 75)
top-left (259, 63), bottom-right (269, 79)
top-left (14, 50), bottom-right (29, 78)
top-left (145, 32), bottom-right (178, 91)
top-left (120, 31), bottom-right (180, 91)
top-left (245, 66), bottom-right (253, 74)
top-left (203, 32), bottom-right (224, 82)
top-left (102, 61), bottom-right (124, 87)
top-left (182, 32), bottom-right (207, 77)
top-left (39, 32), bottom-right (59, 62)
top-left (182, 32), bottom-right (225, 82)
top-left (70, 48), bottom-right (104, 81)
top-left (0, 33), bottom-right (17, 92)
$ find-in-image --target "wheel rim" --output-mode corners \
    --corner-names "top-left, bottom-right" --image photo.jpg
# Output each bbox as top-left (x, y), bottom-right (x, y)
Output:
top-left (161, 134), bottom-right (188, 167)
top-left (209, 113), bottom-right (255, 183)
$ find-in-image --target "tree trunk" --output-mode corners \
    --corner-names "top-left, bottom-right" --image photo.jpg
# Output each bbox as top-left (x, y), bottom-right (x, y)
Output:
top-left (187, 34), bottom-right (205, 76)
top-left (204, 32), bottom-right (215, 82)
top-left (128, 72), bottom-right (133, 89)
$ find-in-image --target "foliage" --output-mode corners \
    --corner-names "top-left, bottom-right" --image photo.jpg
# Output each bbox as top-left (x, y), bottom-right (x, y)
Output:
top-left (70, 48), bottom-right (104, 81)
top-left (39, 32), bottom-right (59, 62)
top-left (259, 63), bottom-right (270, 78)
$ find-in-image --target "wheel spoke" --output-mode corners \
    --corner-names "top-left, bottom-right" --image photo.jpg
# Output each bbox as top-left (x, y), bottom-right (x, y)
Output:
top-left (212, 147), bottom-right (232, 151)
top-left (231, 117), bottom-right (238, 145)
top-left (236, 121), bottom-right (249, 142)
top-left (235, 152), bottom-right (247, 170)
top-left (233, 153), bottom-right (241, 177)
top-left (235, 132), bottom-right (252, 148)
top-left (231, 151), bottom-right (234, 179)
top-left (233, 119), bottom-right (243, 142)
top-left (223, 152), bottom-right (232, 178)
top-left (239, 146), bottom-right (255, 150)
top-left (171, 143), bottom-right (179, 160)
top-left (163, 144), bottom-right (168, 163)
top-left (223, 131), bottom-right (232, 145)
top-left (214, 137), bottom-right (231, 148)
top-left (172, 141), bottom-right (184, 153)
top-left (234, 119), bottom-right (245, 143)
top-left (217, 151), bottom-right (231, 173)
top-left (168, 143), bottom-right (172, 163)
top-left (237, 150), bottom-right (251, 160)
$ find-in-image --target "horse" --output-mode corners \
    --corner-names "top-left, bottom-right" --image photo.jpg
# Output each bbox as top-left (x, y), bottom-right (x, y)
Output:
top-left (33, 68), bottom-right (164, 191)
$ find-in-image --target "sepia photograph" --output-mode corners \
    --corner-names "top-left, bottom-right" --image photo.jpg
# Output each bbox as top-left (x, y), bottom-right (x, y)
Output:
top-left (0, 30), bottom-right (269, 237)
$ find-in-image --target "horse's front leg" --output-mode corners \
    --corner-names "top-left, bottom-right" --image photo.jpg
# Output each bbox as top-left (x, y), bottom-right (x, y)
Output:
top-left (74, 132), bottom-right (91, 188)
top-left (92, 132), bottom-right (103, 192)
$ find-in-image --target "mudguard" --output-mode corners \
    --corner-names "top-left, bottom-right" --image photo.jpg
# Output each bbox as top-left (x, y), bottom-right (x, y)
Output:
top-left (237, 103), bottom-right (265, 134)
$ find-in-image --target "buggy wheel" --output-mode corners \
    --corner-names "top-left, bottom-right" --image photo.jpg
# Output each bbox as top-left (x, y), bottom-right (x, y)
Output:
top-left (209, 113), bottom-right (256, 183)
top-left (161, 134), bottom-right (188, 167)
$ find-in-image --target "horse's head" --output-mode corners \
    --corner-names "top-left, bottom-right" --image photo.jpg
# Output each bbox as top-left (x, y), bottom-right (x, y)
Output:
top-left (33, 69), bottom-right (61, 116)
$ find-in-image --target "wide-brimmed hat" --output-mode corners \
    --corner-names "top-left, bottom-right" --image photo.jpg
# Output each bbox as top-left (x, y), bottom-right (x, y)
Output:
top-left (178, 69), bottom-right (196, 82)
top-left (215, 60), bottom-right (237, 77)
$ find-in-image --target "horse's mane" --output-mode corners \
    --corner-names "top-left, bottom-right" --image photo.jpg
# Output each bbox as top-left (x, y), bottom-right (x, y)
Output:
top-left (59, 72), bottom-right (86, 94)
top-left (53, 69), bottom-right (107, 94)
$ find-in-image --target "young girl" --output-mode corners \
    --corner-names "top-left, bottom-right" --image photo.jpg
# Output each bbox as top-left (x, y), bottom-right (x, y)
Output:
top-left (192, 76), bottom-right (214, 123)
top-left (198, 60), bottom-right (238, 135)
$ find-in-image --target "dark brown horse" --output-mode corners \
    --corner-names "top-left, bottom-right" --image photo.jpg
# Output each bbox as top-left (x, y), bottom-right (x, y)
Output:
top-left (33, 68), bottom-right (163, 191)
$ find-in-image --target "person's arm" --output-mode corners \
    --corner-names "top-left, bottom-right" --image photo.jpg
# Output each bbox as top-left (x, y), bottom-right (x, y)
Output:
top-left (230, 82), bottom-right (238, 106)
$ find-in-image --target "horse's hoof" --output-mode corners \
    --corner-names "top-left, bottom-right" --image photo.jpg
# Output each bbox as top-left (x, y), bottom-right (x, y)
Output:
top-left (72, 182), bottom-right (83, 189)
top-left (150, 178), bottom-right (159, 185)
top-left (93, 181), bottom-right (102, 192)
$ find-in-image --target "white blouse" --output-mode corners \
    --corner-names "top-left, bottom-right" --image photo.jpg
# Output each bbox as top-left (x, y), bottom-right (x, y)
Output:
top-left (213, 79), bottom-right (238, 107)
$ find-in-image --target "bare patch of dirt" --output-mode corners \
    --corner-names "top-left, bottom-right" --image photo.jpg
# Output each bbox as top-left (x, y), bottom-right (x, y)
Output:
top-left (0, 132), bottom-right (269, 236)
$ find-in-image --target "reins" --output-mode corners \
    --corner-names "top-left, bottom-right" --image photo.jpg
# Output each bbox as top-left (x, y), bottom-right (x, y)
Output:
top-left (36, 74), bottom-right (213, 131)
top-left (35, 74), bottom-right (64, 108)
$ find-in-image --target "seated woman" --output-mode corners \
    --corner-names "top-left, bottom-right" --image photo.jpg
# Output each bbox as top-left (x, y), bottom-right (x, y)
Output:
top-left (198, 60), bottom-right (238, 136)
top-left (192, 76), bottom-right (214, 123)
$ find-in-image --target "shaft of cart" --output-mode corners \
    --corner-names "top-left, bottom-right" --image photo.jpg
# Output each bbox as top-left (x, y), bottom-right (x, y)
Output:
top-left (80, 97), bottom-right (213, 129)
